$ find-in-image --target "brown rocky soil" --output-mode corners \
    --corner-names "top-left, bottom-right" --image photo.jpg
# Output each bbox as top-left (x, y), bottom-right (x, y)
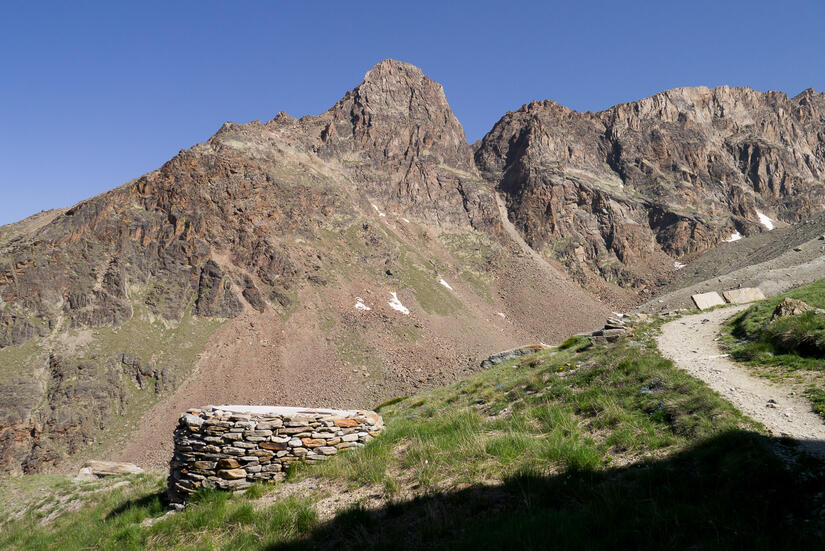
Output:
top-left (4, 59), bottom-right (825, 475)
top-left (641, 210), bottom-right (825, 312)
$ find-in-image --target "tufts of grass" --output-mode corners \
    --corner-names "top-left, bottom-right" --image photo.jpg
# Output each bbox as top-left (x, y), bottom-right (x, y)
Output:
top-left (375, 395), bottom-right (407, 411)
top-left (804, 386), bottom-right (825, 418)
top-left (301, 321), bottom-right (754, 496)
top-left (0, 473), bottom-right (319, 551)
top-left (721, 277), bottom-right (825, 417)
top-left (4, 320), bottom-right (824, 549)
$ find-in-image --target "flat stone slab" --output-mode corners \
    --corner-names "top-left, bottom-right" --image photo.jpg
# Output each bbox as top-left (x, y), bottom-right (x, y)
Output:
top-left (692, 292), bottom-right (725, 310)
top-left (480, 344), bottom-right (551, 368)
top-left (722, 287), bottom-right (765, 304)
top-left (213, 405), bottom-right (360, 417)
top-left (82, 460), bottom-right (144, 477)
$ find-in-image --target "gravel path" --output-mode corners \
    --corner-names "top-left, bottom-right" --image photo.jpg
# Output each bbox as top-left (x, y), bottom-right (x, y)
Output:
top-left (657, 306), bottom-right (825, 459)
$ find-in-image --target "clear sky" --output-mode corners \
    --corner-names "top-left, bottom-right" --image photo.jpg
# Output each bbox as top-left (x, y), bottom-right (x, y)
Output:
top-left (2, 0), bottom-right (823, 226)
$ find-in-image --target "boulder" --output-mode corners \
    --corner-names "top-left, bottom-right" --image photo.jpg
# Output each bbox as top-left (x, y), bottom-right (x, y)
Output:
top-left (480, 344), bottom-right (550, 368)
top-left (82, 460), bottom-right (144, 477)
top-left (691, 292), bottom-right (725, 310)
top-left (770, 298), bottom-right (820, 321)
top-left (722, 288), bottom-right (765, 305)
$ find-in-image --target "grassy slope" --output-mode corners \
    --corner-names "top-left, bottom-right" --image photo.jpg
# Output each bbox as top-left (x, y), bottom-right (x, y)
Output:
top-left (2, 324), bottom-right (824, 550)
top-left (722, 278), bottom-right (825, 416)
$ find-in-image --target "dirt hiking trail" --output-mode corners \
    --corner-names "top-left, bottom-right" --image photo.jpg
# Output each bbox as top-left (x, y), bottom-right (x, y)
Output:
top-left (657, 306), bottom-right (825, 460)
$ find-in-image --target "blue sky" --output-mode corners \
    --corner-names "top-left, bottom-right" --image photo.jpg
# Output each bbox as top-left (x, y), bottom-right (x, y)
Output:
top-left (1, 0), bottom-right (823, 226)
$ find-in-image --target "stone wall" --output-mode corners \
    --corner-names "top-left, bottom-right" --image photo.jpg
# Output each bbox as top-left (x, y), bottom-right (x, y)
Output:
top-left (168, 405), bottom-right (384, 504)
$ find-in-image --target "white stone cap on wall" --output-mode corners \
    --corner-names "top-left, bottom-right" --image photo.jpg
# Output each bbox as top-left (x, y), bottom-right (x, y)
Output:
top-left (210, 405), bottom-right (364, 417)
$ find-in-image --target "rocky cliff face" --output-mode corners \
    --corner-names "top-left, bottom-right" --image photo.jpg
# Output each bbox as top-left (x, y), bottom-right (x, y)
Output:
top-left (5, 61), bottom-right (824, 474)
top-left (475, 86), bottom-right (825, 294)
top-left (0, 60), bottom-right (604, 474)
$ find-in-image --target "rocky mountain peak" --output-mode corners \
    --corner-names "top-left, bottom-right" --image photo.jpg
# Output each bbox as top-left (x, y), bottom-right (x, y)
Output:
top-left (476, 83), bottom-right (825, 297)
top-left (301, 60), bottom-right (494, 227)
top-left (322, 59), bottom-right (471, 166)
top-left (360, 58), bottom-right (431, 91)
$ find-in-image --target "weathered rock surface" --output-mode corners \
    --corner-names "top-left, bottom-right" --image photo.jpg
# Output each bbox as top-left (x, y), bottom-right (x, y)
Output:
top-left (476, 87), bottom-right (825, 295)
top-left (722, 287), bottom-right (766, 304)
top-left (168, 406), bottom-right (383, 503)
top-left (770, 297), bottom-right (824, 321)
top-left (82, 460), bottom-right (144, 477)
top-left (587, 315), bottom-right (633, 345)
top-left (480, 344), bottom-right (550, 368)
top-left (692, 292), bottom-right (726, 310)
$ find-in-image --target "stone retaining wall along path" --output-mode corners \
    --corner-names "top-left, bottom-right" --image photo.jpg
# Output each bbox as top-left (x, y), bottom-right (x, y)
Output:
top-left (168, 405), bottom-right (384, 504)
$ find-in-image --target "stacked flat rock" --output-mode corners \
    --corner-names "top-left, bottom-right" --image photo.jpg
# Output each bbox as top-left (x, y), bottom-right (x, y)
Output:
top-left (588, 316), bottom-right (632, 344)
top-left (167, 405), bottom-right (383, 504)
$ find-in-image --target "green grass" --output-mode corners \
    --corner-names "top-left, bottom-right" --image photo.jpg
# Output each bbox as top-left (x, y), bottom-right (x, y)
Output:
top-left (0, 474), bottom-right (318, 551)
top-left (3, 322), bottom-right (824, 549)
top-left (723, 278), bottom-right (825, 368)
top-left (804, 386), bottom-right (825, 417)
top-left (721, 278), bottom-right (825, 417)
top-left (300, 321), bottom-right (758, 494)
top-left (0, 336), bottom-right (47, 383)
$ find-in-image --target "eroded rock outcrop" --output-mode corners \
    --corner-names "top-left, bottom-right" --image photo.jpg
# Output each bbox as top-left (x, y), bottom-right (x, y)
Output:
top-left (4, 60), bottom-right (825, 475)
top-left (476, 87), bottom-right (825, 293)
top-left (0, 60), bottom-right (513, 473)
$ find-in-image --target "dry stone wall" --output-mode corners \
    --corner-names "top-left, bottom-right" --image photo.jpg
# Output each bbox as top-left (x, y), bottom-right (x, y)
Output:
top-left (168, 405), bottom-right (384, 504)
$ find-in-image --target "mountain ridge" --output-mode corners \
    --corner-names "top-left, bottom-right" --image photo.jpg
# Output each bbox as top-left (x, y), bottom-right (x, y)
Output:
top-left (0, 59), bottom-right (609, 474)
top-left (3, 59), bottom-right (825, 474)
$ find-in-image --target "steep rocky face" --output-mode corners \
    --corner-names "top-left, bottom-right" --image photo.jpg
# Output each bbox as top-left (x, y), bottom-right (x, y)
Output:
top-left (476, 86), bottom-right (825, 293)
top-left (270, 59), bottom-right (499, 229)
top-left (0, 60), bottom-right (493, 354)
top-left (11, 62), bottom-right (822, 475)
top-left (0, 60), bottom-right (604, 474)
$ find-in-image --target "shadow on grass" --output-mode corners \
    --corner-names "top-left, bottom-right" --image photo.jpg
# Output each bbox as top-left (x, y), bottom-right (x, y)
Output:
top-left (268, 431), bottom-right (825, 551)
top-left (105, 491), bottom-right (166, 521)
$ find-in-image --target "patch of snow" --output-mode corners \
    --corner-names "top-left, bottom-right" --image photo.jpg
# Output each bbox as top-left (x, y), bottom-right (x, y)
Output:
top-left (755, 210), bottom-right (774, 230)
top-left (371, 203), bottom-right (386, 217)
top-left (723, 231), bottom-right (742, 242)
top-left (674, 261), bottom-right (686, 270)
top-left (387, 292), bottom-right (410, 315)
top-left (439, 279), bottom-right (454, 291)
top-left (497, 312), bottom-right (506, 319)
top-left (401, 218), bottom-right (410, 223)
top-left (612, 312), bottom-right (625, 318)
top-left (354, 297), bottom-right (371, 311)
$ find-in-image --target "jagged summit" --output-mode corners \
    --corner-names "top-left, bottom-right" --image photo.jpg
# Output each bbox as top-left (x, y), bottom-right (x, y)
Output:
top-left (477, 81), bottom-right (825, 295)
top-left (4, 59), bottom-right (825, 476)
top-left (361, 58), bottom-right (430, 87)
top-left (0, 59), bottom-right (604, 474)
